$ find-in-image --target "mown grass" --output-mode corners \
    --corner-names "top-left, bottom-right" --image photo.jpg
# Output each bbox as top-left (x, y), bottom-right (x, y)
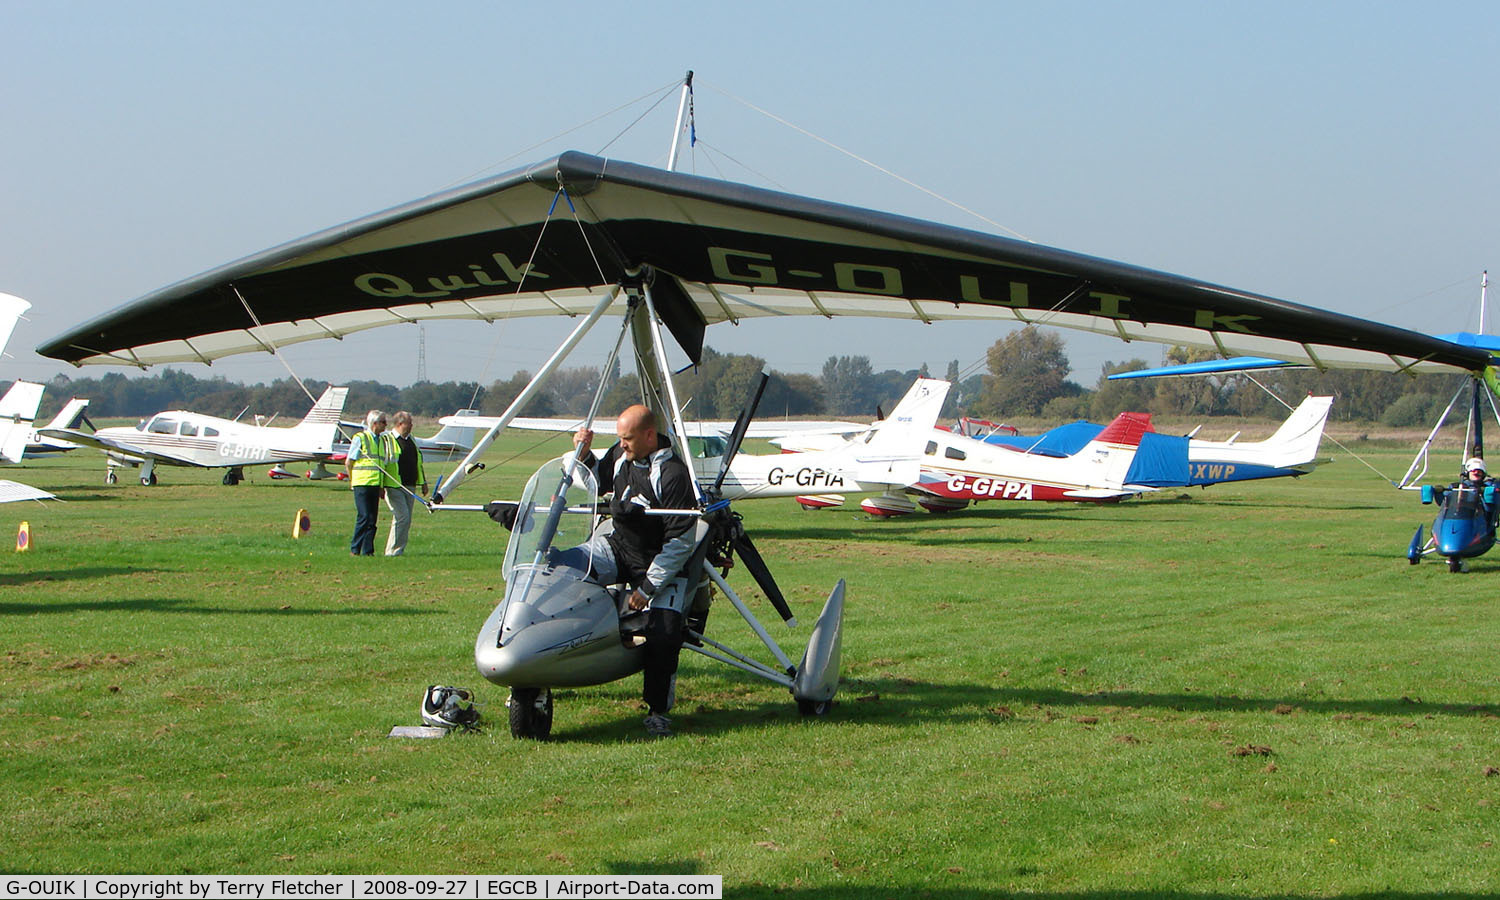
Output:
top-left (1, 431), bottom-right (1497, 897)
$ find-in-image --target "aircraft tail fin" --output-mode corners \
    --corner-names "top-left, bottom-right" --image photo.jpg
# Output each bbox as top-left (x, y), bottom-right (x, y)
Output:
top-left (42, 398), bottom-right (91, 431)
top-left (1258, 395), bottom-right (1333, 465)
top-left (0, 381), bottom-right (46, 463)
top-left (1091, 412), bottom-right (1153, 448)
top-left (290, 386), bottom-right (350, 451)
top-left (833, 377), bottom-right (950, 485)
top-left (1189, 395), bottom-right (1333, 470)
top-left (1073, 411), bottom-right (1153, 489)
top-left (425, 409), bottom-right (482, 454)
top-left (0, 294), bottom-right (30, 360)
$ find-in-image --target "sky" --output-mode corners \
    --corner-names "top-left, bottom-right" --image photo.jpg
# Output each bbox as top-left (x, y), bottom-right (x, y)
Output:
top-left (2, 1), bottom-right (1498, 396)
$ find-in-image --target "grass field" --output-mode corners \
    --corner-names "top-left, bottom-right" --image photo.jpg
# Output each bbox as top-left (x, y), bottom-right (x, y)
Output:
top-left (1, 427), bottom-right (1497, 896)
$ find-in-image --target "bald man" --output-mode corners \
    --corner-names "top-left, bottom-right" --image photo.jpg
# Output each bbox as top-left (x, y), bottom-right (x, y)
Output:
top-left (573, 404), bottom-right (699, 736)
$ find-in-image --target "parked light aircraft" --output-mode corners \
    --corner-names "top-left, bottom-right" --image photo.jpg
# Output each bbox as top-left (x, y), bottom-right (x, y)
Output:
top-left (774, 393), bottom-right (1332, 515)
top-left (41, 386), bottom-right (348, 485)
top-left (441, 381), bottom-right (946, 504)
top-left (34, 78), bottom-right (1500, 723)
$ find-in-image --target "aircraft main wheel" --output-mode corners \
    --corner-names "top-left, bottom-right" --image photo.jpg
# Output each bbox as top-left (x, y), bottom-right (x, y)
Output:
top-left (142, 472), bottom-right (157, 486)
top-left (1448, 557), bottom-right (1464, 573)
top-left (222, 469), bottom-right (242, 486)
top-left (105, 470), bottom-right (117, 485)
top-left (508, 687), bottom-right (553, 740)
top-left (1408, 556), bottom-right (1420, 566)
top-left (797, 698), bottom-right (833, 717)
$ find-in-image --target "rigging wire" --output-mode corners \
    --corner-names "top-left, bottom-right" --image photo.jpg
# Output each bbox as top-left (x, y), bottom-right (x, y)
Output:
top-left (595, 84), bottom-right (683, 159)
top-left (435, 78), bottom-right (681, 192)
top-left (231, 285), bottom-right (318, 406)
top-left (1241, 371), bottom-right (1402, 486)
top-left (701, 79), bottom-right (1034, 243)
top-left (437, 184), bottom-right (623, 496)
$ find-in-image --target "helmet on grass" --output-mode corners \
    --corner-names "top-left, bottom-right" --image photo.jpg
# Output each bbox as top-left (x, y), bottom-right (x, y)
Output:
top-left (421, 685), bottom-right (480, 730)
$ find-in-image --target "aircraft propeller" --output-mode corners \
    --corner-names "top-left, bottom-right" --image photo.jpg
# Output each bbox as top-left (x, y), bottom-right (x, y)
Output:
top-left (701, 372), bottom-right (795, 624)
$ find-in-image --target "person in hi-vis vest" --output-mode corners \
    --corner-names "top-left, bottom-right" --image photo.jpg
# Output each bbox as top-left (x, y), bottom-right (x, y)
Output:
top-left (346, 409), bottom-right (397, 556)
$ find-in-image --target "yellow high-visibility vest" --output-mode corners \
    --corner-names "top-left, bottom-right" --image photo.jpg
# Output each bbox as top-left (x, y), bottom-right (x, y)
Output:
top-left (350, 430), bottom-right (395, 487)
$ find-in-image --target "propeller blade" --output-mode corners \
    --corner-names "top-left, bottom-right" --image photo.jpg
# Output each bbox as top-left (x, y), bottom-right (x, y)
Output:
top-left (731, 531), bottom-right (794, 623)
top-left (711, 371), bottom-right (770, 495)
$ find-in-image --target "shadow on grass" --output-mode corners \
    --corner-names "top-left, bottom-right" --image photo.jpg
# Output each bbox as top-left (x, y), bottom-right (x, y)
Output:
top-left (546, 675), bottom-right (1496, 742)
top-left (604, 859), bottom-right (701, 876)
top-left (985, 685), bottom-right (1498, 719)
top-left (0, 595), bottom-right (444, 616)
top-left (0, 566), bottom-right (157, 586)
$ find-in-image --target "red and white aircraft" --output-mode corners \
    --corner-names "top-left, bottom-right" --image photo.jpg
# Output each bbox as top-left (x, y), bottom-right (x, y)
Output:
top-left (805, 411), bottom-right (1157, 516)
top-left (779, 394), bottom-right (1332, 516)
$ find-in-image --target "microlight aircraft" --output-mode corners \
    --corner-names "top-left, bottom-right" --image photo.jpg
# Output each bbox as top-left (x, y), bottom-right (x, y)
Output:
top-left (1403, 340), bottom-right (1500, 571)
top-left (35, 77), bottom-right (1500, 722)
top-left (41, 386), bottom-right (348, 485)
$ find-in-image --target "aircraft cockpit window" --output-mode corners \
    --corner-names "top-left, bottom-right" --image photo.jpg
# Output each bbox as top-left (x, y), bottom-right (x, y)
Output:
top-left (688, 436), bottom-right (729, 459)
top-left (925, 441), bottom-right (937, 456)
top-left (944, 446), bottom-right (967, 461)
top-left (203, 426), bottom-right (219, 437)
top-left (178, 422), bottom-right (198, 436)
top-left (148, 418), bottom-right (176, 435)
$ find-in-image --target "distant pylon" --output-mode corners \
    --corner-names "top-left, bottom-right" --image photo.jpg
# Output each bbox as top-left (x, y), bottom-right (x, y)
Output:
top-left (416, 325), bottom-right (427, 383)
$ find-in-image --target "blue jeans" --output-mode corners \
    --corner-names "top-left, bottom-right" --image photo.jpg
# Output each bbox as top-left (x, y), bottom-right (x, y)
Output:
top-left (350, 486), bottom-right (382, 555)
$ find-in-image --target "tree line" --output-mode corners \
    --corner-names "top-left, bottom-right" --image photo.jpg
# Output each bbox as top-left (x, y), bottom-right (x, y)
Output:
top-left (16, 327), bottom-right (1473, 426)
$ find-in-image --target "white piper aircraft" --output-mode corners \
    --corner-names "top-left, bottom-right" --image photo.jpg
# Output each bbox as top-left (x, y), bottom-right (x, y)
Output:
top-left (41, 386), bottom-right (348, 485)
top-left (438, 379), bottom-right (947, 504)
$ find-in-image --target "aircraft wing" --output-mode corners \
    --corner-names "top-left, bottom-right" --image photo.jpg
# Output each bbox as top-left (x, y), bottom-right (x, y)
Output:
top-left (442, 414), bottom-right (865, 441)
top-left (0, 479), bottom-right (57, 503)
top-left (35, 428), bottom-right (159, 464)
top-left (36, 152), bottom-right (1492, 376)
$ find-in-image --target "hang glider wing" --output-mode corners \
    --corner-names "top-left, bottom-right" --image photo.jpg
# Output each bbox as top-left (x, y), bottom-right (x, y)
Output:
top-left (37, 152), bottom-right (1493, 375)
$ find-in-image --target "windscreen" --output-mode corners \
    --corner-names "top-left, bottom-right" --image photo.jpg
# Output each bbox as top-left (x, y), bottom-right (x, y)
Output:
top-left (502, 454), bottom-right (599, 581)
